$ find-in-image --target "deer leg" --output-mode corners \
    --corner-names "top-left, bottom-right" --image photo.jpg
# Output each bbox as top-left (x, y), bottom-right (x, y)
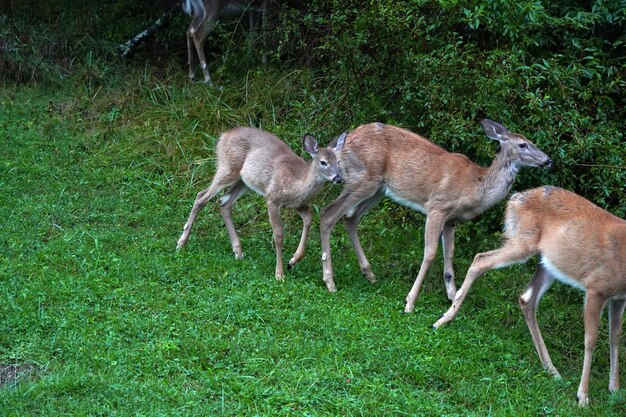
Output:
top-left (578, 291), bottom-right (607, 406)
top-left (177, 173), bottom-right (238, 249)
top-left (608, 297), bottom-right (626, 393)
top-left (441, 222), bottom-right (457, 301)
top-left (191, 21), bottom-right (216, 85)
top-left (219, 181), bottom-right (249, 259)
top-left (320, 182), bottom-right (382, 292)
top-left (260, 0), bottom-right (268, 64)
top-left (186, 10), bottom-right (208, 81)
top-left (404, 213), bottom-right (446, 313)
top-left (288, 206), bottom-right (312, 270)
top-left (518, 264), bottom-right (560, 378)
top-left (432, 242), bottom-right (536, 328)
top-left (186, 30), bottom-right (196, 81)
top-left (267, 202), bottom-right (285, 280)
top-left (343, 190), bottom-right (385, 283)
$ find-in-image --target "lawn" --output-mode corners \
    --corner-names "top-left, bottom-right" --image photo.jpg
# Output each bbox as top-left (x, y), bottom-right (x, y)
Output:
top-left (1, 72), bottom-right (624, 416)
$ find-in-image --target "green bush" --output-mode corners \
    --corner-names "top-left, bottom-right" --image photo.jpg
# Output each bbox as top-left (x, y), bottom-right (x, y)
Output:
top-left (276, 0), bottom-right (625, 217)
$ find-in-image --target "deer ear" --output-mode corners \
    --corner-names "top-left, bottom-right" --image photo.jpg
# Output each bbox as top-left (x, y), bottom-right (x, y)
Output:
top-left (332, 132), bottom-right (347, 152)
top-left (303, 134), bottom-right (319, 156)
top-left (481, 119), bottom-right (510, 141)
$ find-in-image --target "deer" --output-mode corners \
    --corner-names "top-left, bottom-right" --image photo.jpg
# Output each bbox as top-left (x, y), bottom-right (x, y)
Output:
top-left (433, 186), bottom-right (626, 406)
top-left (182, 0), bottom-right (268, 85)
top-left (318, 120), bottom-right (552, 313)
top-left (177, 127), bottom-right (346, 280)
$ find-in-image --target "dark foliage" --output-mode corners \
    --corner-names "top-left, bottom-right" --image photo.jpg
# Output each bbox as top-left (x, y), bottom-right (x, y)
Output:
top-left (275, 0), bottom-right (625, 218)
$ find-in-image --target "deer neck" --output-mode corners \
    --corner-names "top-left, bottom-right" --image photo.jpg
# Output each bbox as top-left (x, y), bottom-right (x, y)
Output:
top-left (290, 160), bottom-right (326, 203)
top-left (476, 147), bottom-right (520, 212)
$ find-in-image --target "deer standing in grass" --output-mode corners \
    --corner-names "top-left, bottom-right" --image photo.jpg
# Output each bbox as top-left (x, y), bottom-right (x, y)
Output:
top-left (433, 186), bottom-right (626, 406)
top-left (183, 0), bottom-right (268, 85)
top-left (177, 127), bottom-right (346, 280)
top-left (319, 120), bottom-right (552, 312)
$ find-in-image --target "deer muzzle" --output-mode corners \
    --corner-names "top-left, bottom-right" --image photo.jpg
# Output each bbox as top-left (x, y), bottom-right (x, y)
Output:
top-left (542, 158), bottom-right (553, 168)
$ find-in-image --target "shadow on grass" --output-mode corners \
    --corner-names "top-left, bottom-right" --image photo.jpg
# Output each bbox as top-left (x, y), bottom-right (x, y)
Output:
top-left (0, 363), bottom-right (38, 389)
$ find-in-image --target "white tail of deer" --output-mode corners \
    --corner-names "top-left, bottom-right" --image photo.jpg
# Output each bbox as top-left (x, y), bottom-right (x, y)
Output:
top-left (183, 0), bottom-right (268, 85)
top-left (177, 127), bottom-right (346, 280)
top-left (319, 121), bottom-right (552, 311)
top-left (433, 186), bottom-right (626, 406)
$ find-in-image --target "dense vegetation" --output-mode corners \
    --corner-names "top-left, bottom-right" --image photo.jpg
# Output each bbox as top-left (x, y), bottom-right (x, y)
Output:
top-left (1, 0), bottom-right (625, 415)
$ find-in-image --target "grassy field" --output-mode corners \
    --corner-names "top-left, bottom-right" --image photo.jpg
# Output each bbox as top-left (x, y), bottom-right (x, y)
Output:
top-left (1, 69), bottom-right (625, 416)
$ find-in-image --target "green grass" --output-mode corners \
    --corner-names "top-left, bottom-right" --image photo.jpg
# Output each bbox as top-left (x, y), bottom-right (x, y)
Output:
top-left (1, 70), bottom-right (625, 416)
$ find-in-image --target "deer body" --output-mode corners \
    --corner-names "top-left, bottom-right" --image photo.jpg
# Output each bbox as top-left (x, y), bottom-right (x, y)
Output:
top-left (319, 121), bottom-right (552, 313)
top-left (433, 186), bottom-right (626, 406)
top-left (183, 0), bottom-right (268, 85)
top-left (177, 127), bottom-right (345, 279)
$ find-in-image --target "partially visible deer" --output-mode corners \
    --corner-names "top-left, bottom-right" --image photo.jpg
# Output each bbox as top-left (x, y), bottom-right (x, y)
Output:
top-left (433, 186), bottom-right (626, 406)
top-left (319, 121), bottom-right (552, 312)
top-left (177, 127), bottom-right (346, 280)
top-left (183, 0), bottom-right (268, 85)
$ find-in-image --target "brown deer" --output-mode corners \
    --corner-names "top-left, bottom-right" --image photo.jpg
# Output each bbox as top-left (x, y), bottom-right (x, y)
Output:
top-left (183, 0), bottom-right (268, 85)
top-left (177, 127), bottom-right (346, 280)
top-left (319, 120), bottom-right (552, 313)
top-left (433, 186), bottom-right (626, 406)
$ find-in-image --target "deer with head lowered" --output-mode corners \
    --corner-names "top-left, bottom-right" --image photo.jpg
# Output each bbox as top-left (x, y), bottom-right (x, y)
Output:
top-left (433, 186), bottom-right (626, 406)
top-left (319, 120), bottom-right (552, 312)
top-left (183, 0), bottom-right (268, 85)
top-left (177, 127), bottom-right (346, 280)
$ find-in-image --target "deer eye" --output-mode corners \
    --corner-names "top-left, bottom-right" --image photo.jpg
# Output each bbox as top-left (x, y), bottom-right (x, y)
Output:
top-left (518, 143), bottom-right (528, 149)
top-left (320, 160), bottom-right (328, 167)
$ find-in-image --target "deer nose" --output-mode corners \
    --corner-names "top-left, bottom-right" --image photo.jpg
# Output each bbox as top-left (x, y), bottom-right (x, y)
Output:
top-left (543, 158), bottom-right (553, 168)
top-left (332, 175), bottom-right (343, 184)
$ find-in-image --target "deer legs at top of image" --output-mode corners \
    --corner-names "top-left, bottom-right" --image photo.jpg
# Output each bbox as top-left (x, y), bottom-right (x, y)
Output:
top-left (183, 0), bottom-right (268, 85)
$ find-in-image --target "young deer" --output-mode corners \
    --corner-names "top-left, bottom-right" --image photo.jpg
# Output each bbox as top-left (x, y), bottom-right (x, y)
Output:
top-left (433, 186), bottom-right (626, 406)
top-left (183, 0), bottom-right (268, 85)
top-left (177, 127), bottom-right (346, 280)
top-left (319, 120), bottom-right (552, 313)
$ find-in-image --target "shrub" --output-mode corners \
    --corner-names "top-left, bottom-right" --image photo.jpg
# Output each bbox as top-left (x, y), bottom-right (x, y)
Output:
top-left (276, 0), bottom-right (625, 217)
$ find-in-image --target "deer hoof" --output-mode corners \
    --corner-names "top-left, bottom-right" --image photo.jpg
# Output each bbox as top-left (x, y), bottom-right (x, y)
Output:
top-left (432, 316), bottom-right (446, 329)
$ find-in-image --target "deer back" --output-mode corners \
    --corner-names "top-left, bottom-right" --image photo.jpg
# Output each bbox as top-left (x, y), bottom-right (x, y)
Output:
top-left (216, 127), bottom-right (306, 195)
top-left (505, 186), bottom-right (626, 294)
top-left (337, 123), bottom-right (484, 211)
top-left (339, 122), bottom-right (550, 219)
top-left (216, 127), bottom-right (344, 208)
